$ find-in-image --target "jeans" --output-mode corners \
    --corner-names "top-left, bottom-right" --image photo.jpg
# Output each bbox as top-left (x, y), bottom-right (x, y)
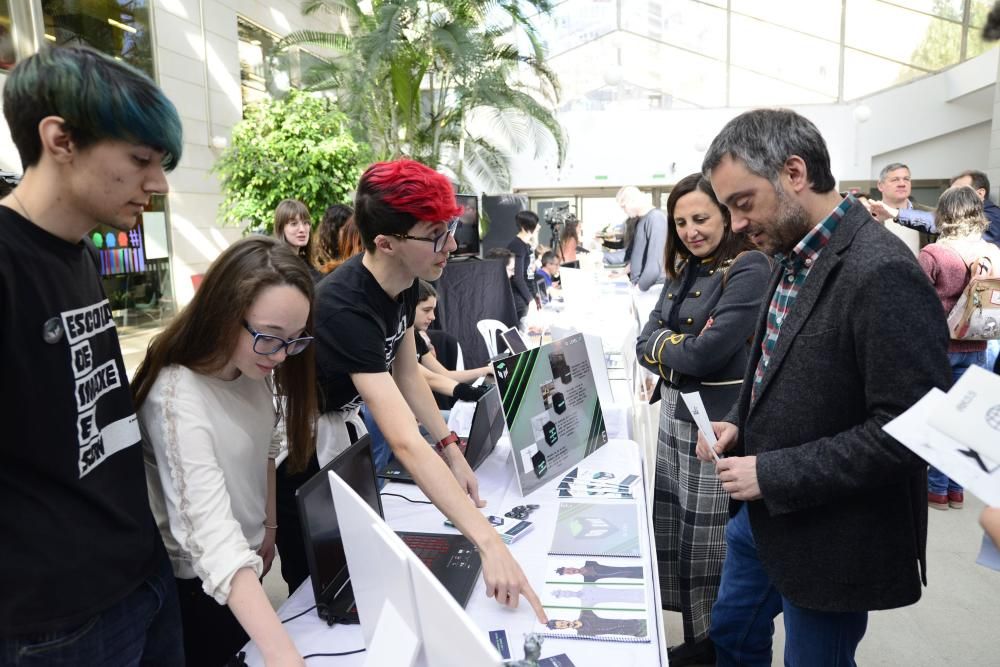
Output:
top-left (929, 350), bottom-right (989, 495)
top-left (1, 545), bottom-right (183, 667)
top-left (710, 506), bottom-right (868, 667)
top-left (361, 407), bottom-right (394, 486)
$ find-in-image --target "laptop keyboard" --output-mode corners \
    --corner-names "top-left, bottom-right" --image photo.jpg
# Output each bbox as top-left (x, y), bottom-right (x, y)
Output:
top-left (401, 535), bottom-right (478, 571)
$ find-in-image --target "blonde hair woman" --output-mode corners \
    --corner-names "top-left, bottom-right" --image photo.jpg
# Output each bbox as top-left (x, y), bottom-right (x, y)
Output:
top-left (918, 185), bottom-right (1000, 510)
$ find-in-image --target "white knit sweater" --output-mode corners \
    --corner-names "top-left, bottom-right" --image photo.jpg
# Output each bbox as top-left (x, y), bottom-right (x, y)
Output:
top-left (140, 365), bottom-right (278, 603)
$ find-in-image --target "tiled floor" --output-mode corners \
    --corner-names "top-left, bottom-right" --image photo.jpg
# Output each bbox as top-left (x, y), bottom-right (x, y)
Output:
top-left (119, 322), bottom-right (166, 379)
top-left (660, 494), bottom-right (1000, 666)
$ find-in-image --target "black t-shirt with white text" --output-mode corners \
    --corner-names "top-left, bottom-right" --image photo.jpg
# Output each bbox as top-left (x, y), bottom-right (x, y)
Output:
top-left (0, 207), bottom-right (158, 636)
top-left (314, 253), bottom-right (419, 412)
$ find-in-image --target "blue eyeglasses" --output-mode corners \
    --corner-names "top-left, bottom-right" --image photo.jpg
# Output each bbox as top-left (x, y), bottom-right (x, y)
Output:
top-left (390, 218), bottom-right (460, 253)
top-left (243, 321), bottom-right (314, 356)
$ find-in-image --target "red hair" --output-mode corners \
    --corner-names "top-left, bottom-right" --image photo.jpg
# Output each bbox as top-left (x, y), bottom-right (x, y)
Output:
top-left (361, 159), bottom-right (463, 222)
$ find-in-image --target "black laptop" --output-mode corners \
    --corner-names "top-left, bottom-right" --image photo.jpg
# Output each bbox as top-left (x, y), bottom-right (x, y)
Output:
top-left (296, 434), bottom-right (482, 625)
top-left (377, 385), bottom-right (505, 483)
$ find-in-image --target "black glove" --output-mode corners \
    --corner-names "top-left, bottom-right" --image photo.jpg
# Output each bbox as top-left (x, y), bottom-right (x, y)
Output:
top-left (453, 382), bottom-right (491, 402)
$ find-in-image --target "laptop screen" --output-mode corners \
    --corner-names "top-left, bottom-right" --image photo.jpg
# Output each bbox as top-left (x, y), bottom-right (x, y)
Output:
top-left (500, 328), bottom-right (527, 354)
top-left (466, 386), bottom-right (505, 471)
top-left (296, 436), bottom-right (383, 607)
top-left (534, 277), bottom-right (549, 304)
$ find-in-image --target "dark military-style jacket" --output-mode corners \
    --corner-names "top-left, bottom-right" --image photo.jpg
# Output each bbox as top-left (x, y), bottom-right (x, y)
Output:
top-left (636, 250), bottom-right (770, 422)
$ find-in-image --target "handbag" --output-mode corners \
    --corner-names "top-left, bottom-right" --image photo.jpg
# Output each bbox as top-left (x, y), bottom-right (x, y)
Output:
top-left (947, 255), bottom-right (1000, 340)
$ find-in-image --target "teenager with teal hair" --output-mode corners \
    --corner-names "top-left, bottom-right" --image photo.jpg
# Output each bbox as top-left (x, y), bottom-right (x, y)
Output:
top-left (0, 47), bottom-right (185, 665)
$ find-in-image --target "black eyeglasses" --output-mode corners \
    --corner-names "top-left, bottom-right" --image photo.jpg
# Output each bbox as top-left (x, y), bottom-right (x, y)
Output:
top-left (242, 321), bottom-right (314, 356)
top-left (390, 218), bottom-right (460, 253)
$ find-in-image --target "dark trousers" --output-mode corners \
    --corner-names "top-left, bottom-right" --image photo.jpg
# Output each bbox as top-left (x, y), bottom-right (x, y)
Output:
top-left (0, 545), bottom-right (183, 667)
top-left (175, 577), bottom-right (247, 667)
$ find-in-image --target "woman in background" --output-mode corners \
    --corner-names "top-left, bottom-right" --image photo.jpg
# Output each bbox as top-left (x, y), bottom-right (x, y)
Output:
top-left (635, 173), bottom-right (770, 666)
top-left (274, 198), bottom-right (321, 281)
top-left (559, 218), bottom-right (582, 268)
top-left (918, 185), bottom-right (1000, 511)
top-left (315, 203), bottom-right (353, 274)
top-left (133, 237), bottom-right (317, 666)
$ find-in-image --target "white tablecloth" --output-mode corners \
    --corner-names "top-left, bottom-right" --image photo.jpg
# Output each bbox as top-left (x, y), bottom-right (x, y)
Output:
top-left (240, 439), bottom-right (667, 666)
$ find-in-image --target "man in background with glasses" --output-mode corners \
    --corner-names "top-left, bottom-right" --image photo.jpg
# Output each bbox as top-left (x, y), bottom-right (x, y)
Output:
top-left (274, 159), bottom-right (547, 623)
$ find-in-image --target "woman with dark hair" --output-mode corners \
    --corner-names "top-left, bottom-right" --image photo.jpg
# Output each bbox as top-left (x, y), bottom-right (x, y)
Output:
top-left (315, 203), bottom-right (354, 272)
top-left (635, 173), bottom-right (770, 666)
top-left (274, 198), bottom-right (321, 280)
top-left (132, 236), bottom-right (317, 666)
top-left (559, 218), bottom-right (582, 268)
top-left (320, 216), bottom-right (364, 274)
top-left (413, 280), bottom-right (493, 385)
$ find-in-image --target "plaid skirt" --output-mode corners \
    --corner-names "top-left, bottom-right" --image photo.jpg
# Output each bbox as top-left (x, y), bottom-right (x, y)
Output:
top-left (653, 385), bottom-right (729, 643)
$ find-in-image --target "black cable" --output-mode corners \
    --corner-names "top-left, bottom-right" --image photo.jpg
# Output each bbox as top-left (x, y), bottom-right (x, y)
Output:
top-left (280, 604), bottom-right (317, 624)
top-left (379, 491), bottom-right (433, 505)
top-left (304, 648), bottom-right (366, 659)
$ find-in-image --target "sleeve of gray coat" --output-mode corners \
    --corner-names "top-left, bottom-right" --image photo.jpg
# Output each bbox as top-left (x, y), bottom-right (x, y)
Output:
top-left (635, 210), bottom-right (667, 292)
top-left (754, 255), bottom-right (952, 516)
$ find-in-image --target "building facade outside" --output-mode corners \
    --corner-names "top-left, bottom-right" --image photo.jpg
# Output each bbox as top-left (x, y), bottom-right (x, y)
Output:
top-left (3, 1), bottom-right (1000, 330)
top-left (0, 0), bottom-right (336, 332)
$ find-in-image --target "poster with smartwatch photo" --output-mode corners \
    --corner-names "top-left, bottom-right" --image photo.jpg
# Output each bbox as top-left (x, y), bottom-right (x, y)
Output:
top-left (492, 333), bottom-right (609, 495)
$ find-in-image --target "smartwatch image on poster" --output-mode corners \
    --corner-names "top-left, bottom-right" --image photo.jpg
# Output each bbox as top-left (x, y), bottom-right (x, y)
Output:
top-left (531, 449), bottom-right (548, 478)
top-left (532, 411), bottom-right (553, 444)
top-left (543, 420), bottom-right (559, 446)
top-left (548, 352), bottom-right (572, 384)
top-left (552, 391), bottom-right (567, 414)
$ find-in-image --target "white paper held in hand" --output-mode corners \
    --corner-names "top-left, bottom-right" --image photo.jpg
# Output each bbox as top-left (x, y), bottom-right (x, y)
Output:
top-left (680, 391), bottom-right (721, 462)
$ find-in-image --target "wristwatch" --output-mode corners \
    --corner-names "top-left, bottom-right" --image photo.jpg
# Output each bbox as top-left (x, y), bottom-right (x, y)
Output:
top-left (434, 431), bottom-right (465, 456)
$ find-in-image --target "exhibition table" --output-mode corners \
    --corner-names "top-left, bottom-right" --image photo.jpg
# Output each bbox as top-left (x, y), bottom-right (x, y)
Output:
top-left (240, 439), bottom-right (668, 666)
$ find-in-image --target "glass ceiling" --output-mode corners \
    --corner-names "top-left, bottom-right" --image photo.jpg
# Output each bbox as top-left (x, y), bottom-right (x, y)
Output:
top-left (528, 0), bottom-right (999, 110)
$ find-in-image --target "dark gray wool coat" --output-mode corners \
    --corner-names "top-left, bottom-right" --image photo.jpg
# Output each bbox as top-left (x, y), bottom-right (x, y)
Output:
top-left (725, 199), bottom-right (951, 613)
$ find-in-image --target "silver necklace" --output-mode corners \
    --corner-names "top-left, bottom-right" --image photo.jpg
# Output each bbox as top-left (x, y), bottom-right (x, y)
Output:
top-left (10, 190), bottom-right (32, 222)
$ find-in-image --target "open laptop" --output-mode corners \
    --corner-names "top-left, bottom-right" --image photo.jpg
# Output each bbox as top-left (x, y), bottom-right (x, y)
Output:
top-left (535, 276), bottom-right (549, 304)
top-left (296, 434), bottom-right (482, 626)
top-left (378, 385), bottom-right (505, 483)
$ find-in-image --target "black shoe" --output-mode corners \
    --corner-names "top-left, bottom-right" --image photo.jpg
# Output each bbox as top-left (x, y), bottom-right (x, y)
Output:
top-left (667, 638), bottom-right (717, 667)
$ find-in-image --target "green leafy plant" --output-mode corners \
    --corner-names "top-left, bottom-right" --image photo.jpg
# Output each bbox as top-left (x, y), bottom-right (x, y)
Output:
top-left (276, 0), bottom-right (565, 194)
top-left (213, 89), bottom-right (370, 234)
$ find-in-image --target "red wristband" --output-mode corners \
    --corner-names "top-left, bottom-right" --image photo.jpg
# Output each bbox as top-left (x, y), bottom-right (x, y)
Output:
top-left (435, 431), bottom-right (463, 456)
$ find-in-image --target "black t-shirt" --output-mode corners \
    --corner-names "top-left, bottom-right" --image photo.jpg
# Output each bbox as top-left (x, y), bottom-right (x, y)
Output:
top-left (415, 331), bottom-right (430, 360)
top-left (314, 254), bottom-right (419, 412)
top-left (506, 236), bottom-right (535, 307)
top-left (0, 207), bottom-right (158, 636)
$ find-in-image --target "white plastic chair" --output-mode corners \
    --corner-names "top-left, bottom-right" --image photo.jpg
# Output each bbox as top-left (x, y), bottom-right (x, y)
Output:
top-left (476, 319), bottom-right (506, 358)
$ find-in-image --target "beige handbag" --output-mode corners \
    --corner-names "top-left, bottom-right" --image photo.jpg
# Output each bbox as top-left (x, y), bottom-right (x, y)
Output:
top-left (947, 256), bottom-right (1000, 340)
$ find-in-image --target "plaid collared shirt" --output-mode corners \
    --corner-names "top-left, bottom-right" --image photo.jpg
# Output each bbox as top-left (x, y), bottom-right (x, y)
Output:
top-left (751, 197), bottom-right (853, 401)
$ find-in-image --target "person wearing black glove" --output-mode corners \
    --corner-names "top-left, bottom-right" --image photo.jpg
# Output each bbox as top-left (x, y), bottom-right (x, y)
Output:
top-left (453, 381), bottom-right (491, 403)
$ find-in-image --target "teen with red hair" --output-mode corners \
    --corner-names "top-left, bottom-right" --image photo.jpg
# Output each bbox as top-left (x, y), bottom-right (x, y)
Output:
top-left (275, 160), bottom-right (546, 622)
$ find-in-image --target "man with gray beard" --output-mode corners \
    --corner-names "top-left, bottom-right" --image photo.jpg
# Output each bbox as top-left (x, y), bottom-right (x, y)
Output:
top-left (694, 109), bottom-right (951, 666)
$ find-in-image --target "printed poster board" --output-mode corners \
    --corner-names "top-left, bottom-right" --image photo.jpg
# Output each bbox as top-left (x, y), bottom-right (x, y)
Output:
top-left (492, 333), bottom-right (609, 495)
